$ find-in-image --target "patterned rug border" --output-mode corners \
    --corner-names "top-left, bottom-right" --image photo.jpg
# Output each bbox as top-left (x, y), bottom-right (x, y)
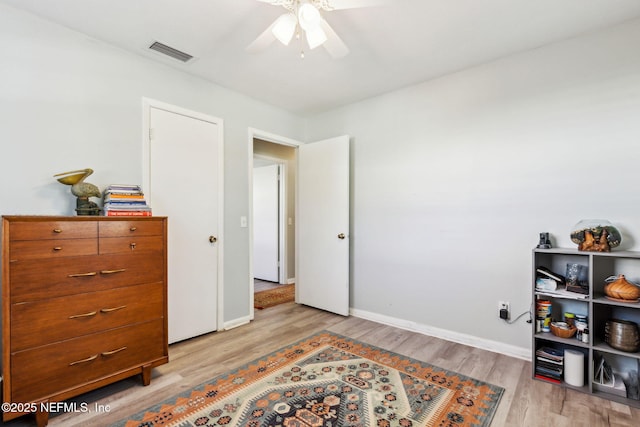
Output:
top-left (116, 330), bottom-right (504, 427)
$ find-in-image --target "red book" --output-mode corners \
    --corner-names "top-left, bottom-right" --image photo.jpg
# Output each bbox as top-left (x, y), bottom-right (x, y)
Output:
top-left (535, 374), bottom-right (561, 384)
top-left (105, 210), bottom-right (152, 217)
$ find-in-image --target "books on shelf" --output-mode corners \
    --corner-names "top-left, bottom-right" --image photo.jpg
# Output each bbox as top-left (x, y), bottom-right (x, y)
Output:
top-left (536, 347), bottom-right (563, 362)
top-left (535, 347), bottom-right (564, 382)
top-left (105, 210), bottom-right (152, 217)
top-left (535, 374), bottom-right (561, 384)
top-left (103, 184), bottom-right (152, 216)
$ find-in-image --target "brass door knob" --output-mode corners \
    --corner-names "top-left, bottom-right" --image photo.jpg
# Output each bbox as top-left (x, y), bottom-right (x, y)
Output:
top-left (209, 235), bottom-right (217, 243)
top-left (338, 233), bottom-right (346, 240)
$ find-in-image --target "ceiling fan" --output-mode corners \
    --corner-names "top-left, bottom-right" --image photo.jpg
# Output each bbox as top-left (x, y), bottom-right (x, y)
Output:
top-left (247, 0), bottom-right (389, 59)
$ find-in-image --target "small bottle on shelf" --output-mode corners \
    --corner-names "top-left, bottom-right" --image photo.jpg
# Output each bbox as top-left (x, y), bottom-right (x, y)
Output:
top-left (582, 328), bottom-right (589, 344)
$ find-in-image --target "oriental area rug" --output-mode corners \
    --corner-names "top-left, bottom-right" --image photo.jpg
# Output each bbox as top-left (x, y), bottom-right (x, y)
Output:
top-left (120, 331), bottom-right (504, 427)
top-left (254, 284), bottom-right (295, 309)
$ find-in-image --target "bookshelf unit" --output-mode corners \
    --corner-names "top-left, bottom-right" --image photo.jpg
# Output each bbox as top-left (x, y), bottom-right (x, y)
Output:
top-left (533, 248), bottom-right (640, 407)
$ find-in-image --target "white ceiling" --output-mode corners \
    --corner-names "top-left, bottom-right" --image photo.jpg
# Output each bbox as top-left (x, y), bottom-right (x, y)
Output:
top-left (4, 0), bottom-right (640, 114)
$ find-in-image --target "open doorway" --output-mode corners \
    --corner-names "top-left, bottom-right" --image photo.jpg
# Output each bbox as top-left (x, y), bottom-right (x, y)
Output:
top-left (249, 130), bottom-right (351, 317)
top-left (251, 136), bottom-right (297, 312)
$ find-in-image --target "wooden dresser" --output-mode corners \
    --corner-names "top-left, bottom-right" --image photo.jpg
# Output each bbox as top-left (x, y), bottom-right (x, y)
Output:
top-left (1, 216), bottom-right (168, 426)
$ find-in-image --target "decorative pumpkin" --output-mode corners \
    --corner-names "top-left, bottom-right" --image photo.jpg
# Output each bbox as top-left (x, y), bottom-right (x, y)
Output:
top-left (604, 274), bottom-right (640, 301)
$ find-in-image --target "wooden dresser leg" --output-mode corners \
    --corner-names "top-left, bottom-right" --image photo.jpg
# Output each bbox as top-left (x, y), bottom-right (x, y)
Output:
top-left (142, 364), bottom-right (152, 386)
top-left (35, 408), bottom-right (49, 427)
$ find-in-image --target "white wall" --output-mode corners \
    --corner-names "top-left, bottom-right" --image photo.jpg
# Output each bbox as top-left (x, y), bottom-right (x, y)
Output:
top-left (306, 19), bottom-right (640, 355)
top-left (0, 4), bottom-right (305, 323)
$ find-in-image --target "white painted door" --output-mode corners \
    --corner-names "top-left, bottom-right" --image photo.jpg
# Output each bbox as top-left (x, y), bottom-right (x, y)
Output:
top-left (148, 105), bottom-right (221, 343)
top-left (297, 135), bottom-right (350, 316)
top-left (253, 164), bottom-right (279, 282)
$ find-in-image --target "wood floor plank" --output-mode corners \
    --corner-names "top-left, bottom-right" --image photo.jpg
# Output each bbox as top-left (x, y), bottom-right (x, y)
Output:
top-left (4, 302), bottom-right (640, 426)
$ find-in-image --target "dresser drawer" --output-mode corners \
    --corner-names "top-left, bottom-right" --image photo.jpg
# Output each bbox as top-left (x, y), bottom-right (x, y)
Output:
top-left (99, 235), bottom-right (164, 254)
top-left (11, 319), bottom-right (166, 404)
top-left (9, 238), bottom-right (98, 260)
top-left (11, 281), bottom-right (164, 352)
top-left (99, 220), bottom-right (164, 237)
top-left (8, 220), bottom-right (98, 241)
top-left (9, 252), bottom-right (165, 302)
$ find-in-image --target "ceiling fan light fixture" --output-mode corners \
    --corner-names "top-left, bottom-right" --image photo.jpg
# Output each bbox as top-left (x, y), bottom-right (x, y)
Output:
top-left (298, 1), bottom-right (321, 31)
top-left (305, 25), bottom-right (327, 49)
top-left (272, 13), bottom-right (297, 45)
top-left (248, 0), bottom-right (352, 59)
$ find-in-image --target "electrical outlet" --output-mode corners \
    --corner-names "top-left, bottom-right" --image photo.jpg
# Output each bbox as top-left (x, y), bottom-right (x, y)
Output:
top-left (499, 301), bottom-right (510, 320)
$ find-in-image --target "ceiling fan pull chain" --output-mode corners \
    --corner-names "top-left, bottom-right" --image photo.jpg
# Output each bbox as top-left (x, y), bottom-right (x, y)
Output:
top-left (299, 20), bottom-right (305, 59)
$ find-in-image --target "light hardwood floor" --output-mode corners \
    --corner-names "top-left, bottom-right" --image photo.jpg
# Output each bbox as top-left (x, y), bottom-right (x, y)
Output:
top-left (5, 302), bottom-right (640, 426)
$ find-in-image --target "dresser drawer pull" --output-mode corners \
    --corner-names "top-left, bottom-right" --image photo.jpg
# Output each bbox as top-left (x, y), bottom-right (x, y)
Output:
top-left (100, 305), bottom-right (126, 313)
top-left (101, 346), bottom-right (127, 356)
top-left (53, 228), bottom-right (62, 233)
top-left (53, 247), bottom-right (63, 251)
top-left (69, 354), bottom-right (98, 366)
top-left (130, 227), bottom-right (137, 232)
top-left (100, 269), bottom-right (127, 275)
top-left (68, 272), bottom-right (98, 278)
top-left (68, 311), bottom-right (98, 319)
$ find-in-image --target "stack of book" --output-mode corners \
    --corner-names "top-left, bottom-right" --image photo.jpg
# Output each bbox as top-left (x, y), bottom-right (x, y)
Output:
top-left (103, 184), bottom-right (152, 216)
top-left (535, 347), bottom-right (564, 383)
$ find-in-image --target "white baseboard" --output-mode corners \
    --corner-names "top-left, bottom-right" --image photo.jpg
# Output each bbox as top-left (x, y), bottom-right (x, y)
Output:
top-left (350, 308), bottom-right (531, 361)
top-left (287, 277), bottom-right (296, 285)
top-left (224, 315), bottom-right (251, 331)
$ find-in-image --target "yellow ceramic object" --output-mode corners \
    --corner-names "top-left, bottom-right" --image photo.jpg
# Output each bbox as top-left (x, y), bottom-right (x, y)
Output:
top-left (54, 169), bottom-right (93, 185)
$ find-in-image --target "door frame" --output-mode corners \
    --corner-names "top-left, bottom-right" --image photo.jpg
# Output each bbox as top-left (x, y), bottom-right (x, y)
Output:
top-left (142, 97), bottom-right (225, 330)
top-left (248, 128), bottom-right (301, 319)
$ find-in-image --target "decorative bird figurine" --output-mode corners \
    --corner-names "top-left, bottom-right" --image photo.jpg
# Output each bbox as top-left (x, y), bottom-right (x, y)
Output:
top-left (54, 168), bottom-right (101, 215)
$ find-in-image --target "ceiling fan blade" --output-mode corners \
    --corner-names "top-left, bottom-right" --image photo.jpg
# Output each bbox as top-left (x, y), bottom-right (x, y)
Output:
top-left (246, 20), bottom-right (278, 53)
top-left (323, 0), bottom-right (391, 10)
top-left (255, 0), bottom-right (287, 4)
top-left (318, 18), bottom-right (349, 58)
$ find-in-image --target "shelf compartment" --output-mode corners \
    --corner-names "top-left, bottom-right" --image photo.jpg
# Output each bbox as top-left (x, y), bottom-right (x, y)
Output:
top-left (533, 340), bottom-right (589, 393)
top-left (592, 254), bottom-right (640, 298)
top-left (534, 251), bottom-right (589, 285)
top-left (592, 304), bottom-right (640, 357)
top-left (592, 350), bottom-right (640, 405)
top-left (534, 295), bottom-right (588, 326)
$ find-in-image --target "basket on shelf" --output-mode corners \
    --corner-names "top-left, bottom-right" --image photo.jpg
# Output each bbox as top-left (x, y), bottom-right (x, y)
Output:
top-left (550, 322), bottom-right (577, 338)
top-left (605, 319), bottom-right (640, 352)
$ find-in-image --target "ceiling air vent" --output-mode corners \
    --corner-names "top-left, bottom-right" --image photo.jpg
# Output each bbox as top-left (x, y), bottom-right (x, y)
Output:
top-left (149, 41), bottom-right (194, 63)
